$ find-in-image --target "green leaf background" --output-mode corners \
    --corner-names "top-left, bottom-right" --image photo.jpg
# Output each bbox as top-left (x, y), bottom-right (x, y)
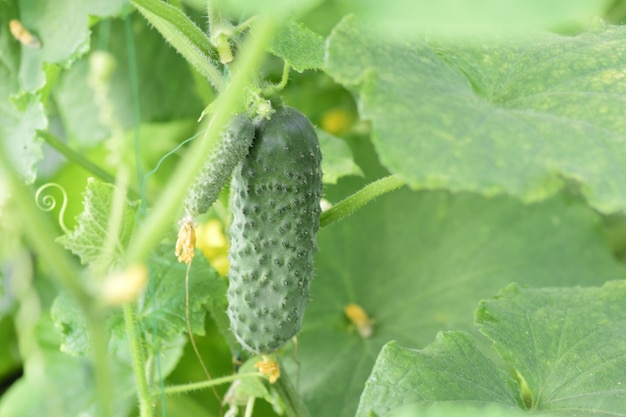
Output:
top-left (286, 139), bottom-right (626, 416)
top-left (357, 282), bottom-right (626, 416)
top-left (325, 17), bottom-right (626, 214)
top-left (56, 178), bottom-right (137, 268)
top-left (293, 192), bottom-right (624, 416)
top-left (2, 1), bottom-right (626, 416)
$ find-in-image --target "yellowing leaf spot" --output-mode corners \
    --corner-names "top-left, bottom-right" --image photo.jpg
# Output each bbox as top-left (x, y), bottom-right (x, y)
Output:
top-left (196, 219), bottom-right (229, 276)
top-left (175, 216), bottom-right (196, 264)
top-left (255, 357), bottom-right (280, 384)
top-left (9, 19), bottom-right (41, 48)
top-left (344, 303), bottom-right (375, 338)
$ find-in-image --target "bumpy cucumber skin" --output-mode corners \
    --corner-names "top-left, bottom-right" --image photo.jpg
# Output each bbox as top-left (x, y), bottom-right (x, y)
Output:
top-left (184, 114), bottom-right (255, 218)
top-left (227, 106), bottom-right (322, 354)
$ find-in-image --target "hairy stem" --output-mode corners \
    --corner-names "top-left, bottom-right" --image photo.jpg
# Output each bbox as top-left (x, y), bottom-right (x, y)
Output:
top-left (157, 372), bottom-right (260, 395)
top-left (124, 304), bottom-right (153, 417)
top-left (274, 359), bottom-right (311, 417)
top-left (320, 175), bottom-right (405, 228)
top-left (126, 15), bottom-right (278, 265)
top-left (263, 62), bottom-right (290, 96)
top-left (131, 0), bottom-right (223, 90)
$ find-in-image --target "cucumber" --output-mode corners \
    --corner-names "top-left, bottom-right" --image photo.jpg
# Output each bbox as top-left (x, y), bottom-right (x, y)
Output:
top-left (183, 114), bottom-right (255, 218)
top-left (227, 106), bottom-right (322, 354)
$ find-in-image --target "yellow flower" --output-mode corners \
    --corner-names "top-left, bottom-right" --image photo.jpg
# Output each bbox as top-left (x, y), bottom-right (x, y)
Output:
top-left (344, 303), bottom-right (375, 338)
top-left (321, 108), bottom-right (354, 135)
top-left (255, 357), bottom-right (280, 384)
top-left (195, 219), bottom-right (230, 276)
top-left (175, 216), bottom-right (196, 264)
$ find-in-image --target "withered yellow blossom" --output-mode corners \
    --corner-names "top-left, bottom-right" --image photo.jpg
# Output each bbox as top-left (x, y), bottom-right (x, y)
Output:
top-left (175, 216), bottom-right (196, 264)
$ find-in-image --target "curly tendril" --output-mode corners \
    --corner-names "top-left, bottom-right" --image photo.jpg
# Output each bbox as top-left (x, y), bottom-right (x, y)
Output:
top-left (35, 183), bottom-right (70, 234)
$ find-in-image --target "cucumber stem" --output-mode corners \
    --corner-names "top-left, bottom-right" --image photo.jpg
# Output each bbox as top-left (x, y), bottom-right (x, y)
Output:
top-left (263, 62), bottom-right (291, 96)
top-left (243, 396), bottom-right (256, 417)
top-left (156, 372), bottom-right (261, 395)
top-left (320, 174), bottom-right (405, 227)
top-left (274, 359), bottom-right (312, 417)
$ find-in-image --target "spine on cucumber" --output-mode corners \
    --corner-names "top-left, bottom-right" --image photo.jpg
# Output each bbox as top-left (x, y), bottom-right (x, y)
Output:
top-left (183, 114), bottom-right (255, 218)
top-left (227, 106), bottom-right (322, 354)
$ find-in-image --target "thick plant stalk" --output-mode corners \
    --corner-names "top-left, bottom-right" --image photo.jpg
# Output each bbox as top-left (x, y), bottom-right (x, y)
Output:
top-left (131, 0), bottom-right (223, 90)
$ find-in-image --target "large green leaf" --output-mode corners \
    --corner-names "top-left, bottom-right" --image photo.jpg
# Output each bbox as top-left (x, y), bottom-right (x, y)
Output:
top-left (1, 0), bottom-right (126, 183)
top-left (291, 172), bottom-right (624, 416)
top-left (269, 19), bottom-right (325, 72)
top-left (17, 0), bottom-right (127, 92)
top-left (325, 17), bottom-right (626, 214)
top-left (0, 315), bottom-right (136, 417)
top-left (340, 0), bottom-right (608, 37)
top-left (51, 243), bottom-right (222, 355)
top-left (0, 349), bottom-right (135, 417)
top-left (356, 333), bottom-right (519, 417)
top-left (357, 282), bottom-right (626, 417)
top-left (137, 247), bottom-right (225, 340)
top-left (211, 0), bottom-right (322, 17)
top-left (477, 282), bottom-right (626, 414)
top-left (385, 403), bottom-right (556, 417)
top-left (214, 0), bottom-right (605, 35)
top-left (56, 178), bottom-right (138, 269)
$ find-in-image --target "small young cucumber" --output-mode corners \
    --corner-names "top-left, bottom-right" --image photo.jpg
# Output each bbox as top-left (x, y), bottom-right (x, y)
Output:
top-left (184, 114), bottom-right (255, 218)
top-left (227, 106), bottom-right (322, 354)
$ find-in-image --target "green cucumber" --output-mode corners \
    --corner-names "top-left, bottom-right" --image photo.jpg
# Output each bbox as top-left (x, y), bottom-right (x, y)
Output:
top-left (183, 114), bottom-right (255, 218)
top-left (227, 106), bottom-right (322, 354)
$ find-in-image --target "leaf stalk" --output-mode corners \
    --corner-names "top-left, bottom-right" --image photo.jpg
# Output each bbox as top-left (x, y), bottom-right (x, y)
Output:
top-left (320, 174), bottom-right (405, 227)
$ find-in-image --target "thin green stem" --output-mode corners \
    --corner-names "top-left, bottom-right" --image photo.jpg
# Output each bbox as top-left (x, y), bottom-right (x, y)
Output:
top-left (263, 62), bottom-right (290, 96)
top-left (320, 175), bottom-right (405, 228)
top-left (274, 359), bottom-right (311, 417)
top-left (38, 130), bottom-right (143, 200)
top-left (126, 15), bottom-right (278, 265)
top-left (0, 153), bottom-right (113, 417)
top-left (156, 372), bottom-right (261, 396)
top-left (0, 161), bottom-right (88, 313)
top-left (233, 16), bottom-right (257, 35)
top-left (124, 304), bottom-right (153, 417)
top-left (276, 62), bottom-right (290, 90)
top-left (125, 15), bottom-right (145, 210)
top-left (244, 396), bottom-right (255, 417)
